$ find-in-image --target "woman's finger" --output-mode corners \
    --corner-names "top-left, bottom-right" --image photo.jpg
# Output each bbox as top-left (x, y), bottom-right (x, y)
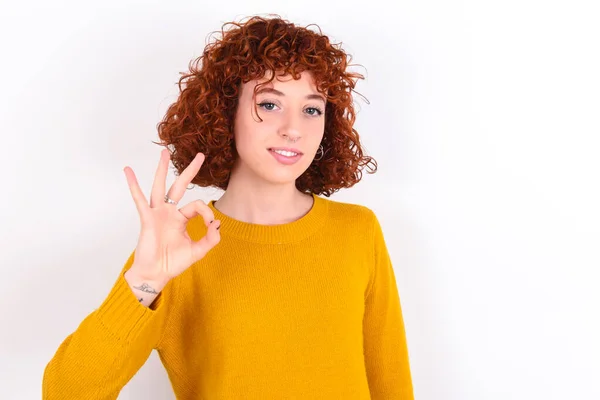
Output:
top-left (165, 152), bottom-right (205, 205)
top-left (178, 199), bottom-right (215, 226)
top-left (150, 149), bottom-right (170, 208)
top-left (191, 218), bottom-right (222, 262)
top-left (124, 166), bottom-right (150, 220)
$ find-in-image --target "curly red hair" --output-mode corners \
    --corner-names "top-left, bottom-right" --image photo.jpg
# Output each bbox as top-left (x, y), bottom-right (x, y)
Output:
top-left (153, 14), bottom-right (377, 197)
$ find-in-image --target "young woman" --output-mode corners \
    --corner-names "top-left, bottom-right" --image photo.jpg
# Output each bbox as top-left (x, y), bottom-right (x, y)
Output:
top-left (43, 15), bottom-right (414, 399)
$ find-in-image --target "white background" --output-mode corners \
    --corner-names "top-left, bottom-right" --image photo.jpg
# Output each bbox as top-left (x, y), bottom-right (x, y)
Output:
top-left (1, 0), bottom-right (598, 399)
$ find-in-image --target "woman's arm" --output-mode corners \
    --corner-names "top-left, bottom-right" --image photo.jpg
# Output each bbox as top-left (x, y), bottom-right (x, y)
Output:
top-left (42, 250), bottom-right (177, 400)
top-left (363, 212), bottom-right (414, 399)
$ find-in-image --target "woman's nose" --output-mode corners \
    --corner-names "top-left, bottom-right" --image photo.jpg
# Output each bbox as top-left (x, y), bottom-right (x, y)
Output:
top-left (278, 113), bottom-right (302, 141)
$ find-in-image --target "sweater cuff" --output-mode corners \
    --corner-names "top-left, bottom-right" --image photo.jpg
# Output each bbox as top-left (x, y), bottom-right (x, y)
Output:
top-left (95, 270), bottom-right (165, 343)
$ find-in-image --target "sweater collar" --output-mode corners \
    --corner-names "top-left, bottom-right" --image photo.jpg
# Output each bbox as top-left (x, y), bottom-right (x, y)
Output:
top-left (207, 193), bottom-right (328, 244)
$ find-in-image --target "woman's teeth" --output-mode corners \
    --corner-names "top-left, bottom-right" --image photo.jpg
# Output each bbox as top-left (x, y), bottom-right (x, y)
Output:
top-left (271, 149), bottom-right (298, 157)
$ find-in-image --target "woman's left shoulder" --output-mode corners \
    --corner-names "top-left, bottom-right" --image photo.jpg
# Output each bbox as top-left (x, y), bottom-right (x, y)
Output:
top-left (321, 196), bottom-right (378, 225)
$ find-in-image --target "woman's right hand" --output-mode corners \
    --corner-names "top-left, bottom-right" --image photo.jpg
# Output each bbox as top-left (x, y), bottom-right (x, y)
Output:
top-left (122, 149), bottom-right (221, 293)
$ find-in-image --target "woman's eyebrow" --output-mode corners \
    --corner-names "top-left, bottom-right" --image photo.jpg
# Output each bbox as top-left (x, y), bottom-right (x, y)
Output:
top-left (256, 87), bottom-right (325, 104)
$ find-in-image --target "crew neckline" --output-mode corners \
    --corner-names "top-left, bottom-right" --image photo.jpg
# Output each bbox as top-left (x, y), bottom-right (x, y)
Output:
top-left (207, 192), bottom-right (328, 244)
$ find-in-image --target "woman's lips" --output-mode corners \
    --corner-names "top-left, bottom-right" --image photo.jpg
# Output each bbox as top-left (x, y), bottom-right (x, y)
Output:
top-left (268, 149), bottom-right (303, 165)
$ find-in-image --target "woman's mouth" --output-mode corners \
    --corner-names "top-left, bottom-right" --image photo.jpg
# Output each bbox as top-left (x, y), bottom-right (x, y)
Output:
top-left (268, 148), bottom-right (303, 165)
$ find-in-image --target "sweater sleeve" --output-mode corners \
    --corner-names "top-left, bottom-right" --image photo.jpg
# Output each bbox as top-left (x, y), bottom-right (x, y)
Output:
top-left (42, 250), bottom-right (177, 400)
top-left (363, 212), bottom-right (414, 399)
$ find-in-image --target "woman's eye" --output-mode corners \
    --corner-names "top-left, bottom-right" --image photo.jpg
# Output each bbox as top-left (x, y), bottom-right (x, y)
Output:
top-left (257, 102), bottom-right (323, 116)
top-left (258, 102), bottom-right (277, 111)
top-left (305, 107), bottom-right (323, 116)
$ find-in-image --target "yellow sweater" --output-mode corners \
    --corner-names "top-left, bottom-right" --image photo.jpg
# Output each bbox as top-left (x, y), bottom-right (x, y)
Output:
top-left (43, 193), bottom-right (414, 399)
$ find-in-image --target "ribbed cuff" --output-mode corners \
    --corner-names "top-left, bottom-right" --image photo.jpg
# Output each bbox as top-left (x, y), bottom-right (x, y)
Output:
top-left (95, 270), bottom-right (164, 343)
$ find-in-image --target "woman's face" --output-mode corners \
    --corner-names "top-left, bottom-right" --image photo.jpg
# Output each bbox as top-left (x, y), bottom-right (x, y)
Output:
top-left (232, 70), bottom-right (326, 186)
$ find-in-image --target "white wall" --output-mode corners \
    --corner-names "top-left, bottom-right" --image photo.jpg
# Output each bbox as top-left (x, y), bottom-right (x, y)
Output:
top-left (1, 1), bottom-right (598, 399)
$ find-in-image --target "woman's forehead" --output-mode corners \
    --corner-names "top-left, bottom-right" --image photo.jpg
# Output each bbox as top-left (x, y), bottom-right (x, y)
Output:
top-left (244, 70), bottom-right (317, 92)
